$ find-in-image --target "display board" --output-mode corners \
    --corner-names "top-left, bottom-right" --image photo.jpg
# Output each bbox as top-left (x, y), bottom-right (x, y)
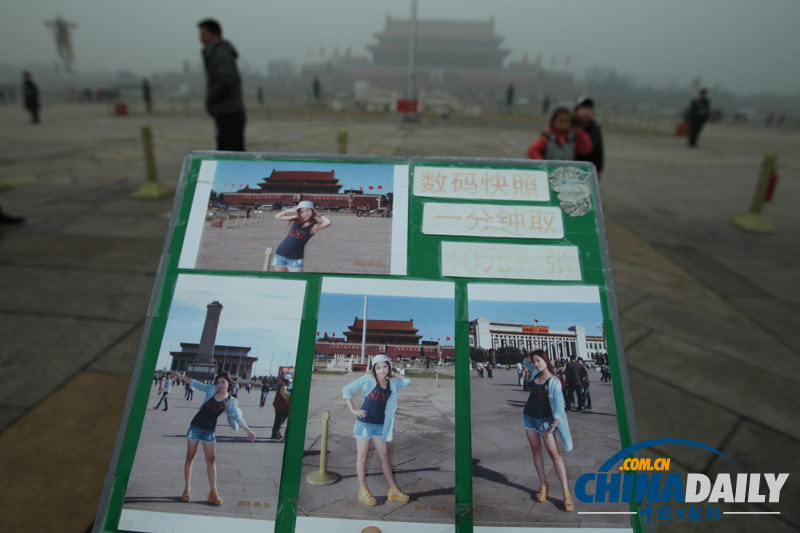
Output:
top-left (94, 153), bottom-right (643, 533)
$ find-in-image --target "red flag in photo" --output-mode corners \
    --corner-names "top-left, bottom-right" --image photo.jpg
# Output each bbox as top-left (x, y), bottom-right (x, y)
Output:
top-left (359, 187), bottom-right (363, 191)
top-left (377, 185), bottom-right (382, 189)
top-left (317, 331), bottom-right (320, 336)
top-left (534, 318), bottom-right (538, 323)
top-left (369, 186), bottom-right (373, 190)
top-left (446, 336), bottom-right (451, 341)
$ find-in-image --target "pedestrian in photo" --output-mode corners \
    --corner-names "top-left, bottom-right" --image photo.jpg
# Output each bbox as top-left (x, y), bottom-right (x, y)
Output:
top-left (271, 374), bottom-right (292, 439)
top-left (579, 358), bottom-right (592, 410)
top-left (527, 107), bottom-right (592, 161)
top-left (23, 71), bottom-right (40, 124)
top-left (197, 18), bottom-right (246, 151)
top-left (487, 362), bottom-right (494, 378)
top-left (153, 375), bottom-right (172, 411)
top-left (342, 354), bottom-right (412, 506)
top-left (686, 88), bottom-right (710, 147)
top-left (272, 201), bottom-right (332, 273)
top-left (171, 370), bottom-right (256, 506)
top-left (565, 355), bottom-right (585, 411)
top-left (184, 380), bottom-right (194, 401)
top-left (522, 350), bottom-right (574, 511)
top-left (573, 96), bottom-right (604, 179)
top-left (259, 378), bottom-right (270, 407)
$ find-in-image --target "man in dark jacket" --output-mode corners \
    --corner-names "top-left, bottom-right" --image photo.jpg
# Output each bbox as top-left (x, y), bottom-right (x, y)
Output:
top-left (565, 355), bottom-right (585, 411)
top-left (686, 88), bottom-right (710, 147)
top-left (22, 71), bottom-right (40, 124)
top-left (573, 96), bottom-right (604, 178)
top-left (197, 19), bottom-right (245, 151)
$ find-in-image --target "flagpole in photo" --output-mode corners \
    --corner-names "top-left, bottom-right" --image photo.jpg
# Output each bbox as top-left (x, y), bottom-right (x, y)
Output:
top-left (361, 294), bottom-right (368, 365)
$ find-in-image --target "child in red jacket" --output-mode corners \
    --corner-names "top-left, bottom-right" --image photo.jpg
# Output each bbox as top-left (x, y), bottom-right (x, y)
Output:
top-left (527, 107), bottom-right (592, 161)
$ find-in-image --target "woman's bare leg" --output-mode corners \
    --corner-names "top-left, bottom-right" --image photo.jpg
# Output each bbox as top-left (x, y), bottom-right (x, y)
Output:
top-left (184, 440), bottom-right (199, 489)
top-left (372, 437), bottom-right (398, 487)
top-left (355, 437), bottom-right (370, 489)
top-left (202, 441), bottom-right (217, 490)
top-left (542, 432), bottom-right (569, 494)
top-left (525, 429), bottom-right (547, 484)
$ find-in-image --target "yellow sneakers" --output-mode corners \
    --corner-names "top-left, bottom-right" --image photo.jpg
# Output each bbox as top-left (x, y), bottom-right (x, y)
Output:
top-left (208, 489), bottom-right (223, 506)
top-left (387, 485), bottom-right (410, 502)
top-left (358, 488), bottom-right (377, 506)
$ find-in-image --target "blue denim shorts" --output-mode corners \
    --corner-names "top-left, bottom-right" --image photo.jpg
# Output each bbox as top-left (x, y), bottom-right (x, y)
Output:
top-left (272, 253), bottom-right (304, 269)
top-left (522, 413), bottom-right (554, 434)
top-left (353, 419), bottom-right (384, 439)
top-left (186, 425), bottom-right (216, 442)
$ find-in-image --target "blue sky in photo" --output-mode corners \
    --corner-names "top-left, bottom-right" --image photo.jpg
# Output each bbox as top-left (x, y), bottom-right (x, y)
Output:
top-left (469, 300), bottom-right (604, 335)
top-left (212, 160), bottom-right (395, 195)
top-left (317, 293), bottom-right (456, 344)
top-left (154, 275), bottom-right (305, 376)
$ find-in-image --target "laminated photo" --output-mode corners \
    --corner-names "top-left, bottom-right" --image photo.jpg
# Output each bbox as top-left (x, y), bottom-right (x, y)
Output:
top-left (296, 278), bottom-right (456, 533)
top-left (178, 160), bottom-right (408, 276)
top-left (119, 274), bottom-right (306, 532)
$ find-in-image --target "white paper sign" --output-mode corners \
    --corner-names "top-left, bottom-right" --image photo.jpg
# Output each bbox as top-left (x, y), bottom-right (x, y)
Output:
top-left (422, 203), bottom-right (563, 239)
top-left (413, 166), bottom-right (550, 201)
top-left (441, 242), bottom-right (581, 281)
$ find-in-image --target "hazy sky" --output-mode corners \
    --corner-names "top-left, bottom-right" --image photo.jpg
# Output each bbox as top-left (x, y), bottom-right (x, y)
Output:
top-left (2, 0), bottom-right (798, 95)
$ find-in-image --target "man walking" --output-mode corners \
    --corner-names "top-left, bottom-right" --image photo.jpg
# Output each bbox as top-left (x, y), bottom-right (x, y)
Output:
top-left (686, 88), bottom-right (710, 147)
top-left (22, 72), bottom-right (40, 124)
top-left (154, 375), bottom-right (172, 411)
top-left (197, 19), bottom-right (245, 151)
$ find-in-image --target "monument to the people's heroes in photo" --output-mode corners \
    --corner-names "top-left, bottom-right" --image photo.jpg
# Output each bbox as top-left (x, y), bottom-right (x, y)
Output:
top-left (186, 300), bottom-right (223, 380)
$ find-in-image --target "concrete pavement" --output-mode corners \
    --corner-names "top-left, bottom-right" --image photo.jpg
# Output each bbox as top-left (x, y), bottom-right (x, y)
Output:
top-left (0, 102), bottom-right (798, 532)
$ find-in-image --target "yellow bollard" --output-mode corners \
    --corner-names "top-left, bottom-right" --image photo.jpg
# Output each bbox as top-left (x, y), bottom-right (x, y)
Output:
top-left (263, 247), bottom-right (273, 272)
top-left (306, 411), bottom-right (340, 485)
top-left (730, 153), bottom-right (777, 234)
top-left (132, 124), bottom-right (173, 199)
top-left (337, 129), bottom-right (348, 154)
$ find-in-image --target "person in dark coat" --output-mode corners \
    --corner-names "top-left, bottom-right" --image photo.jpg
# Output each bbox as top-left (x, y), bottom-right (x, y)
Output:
top-left (686, 88), bottom-right (710, 147)
top-left (564, 356), bottom-right (584, 411)
top-left (573, 96), bottom-right (605, 179)
top-left (142, 78), bottom-right (152, 114)
top-left (22, 71), bottom-right (40, 124)
top-left (197, 19), bottom-right (246, 151)
top-left (506, 83), bottom-right (515, 108)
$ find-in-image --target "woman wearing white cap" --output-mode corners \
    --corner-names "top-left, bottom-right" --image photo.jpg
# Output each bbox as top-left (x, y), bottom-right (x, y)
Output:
top-left (342, 354), bottom-right (412, 506)
top-left (273, 201), bottom-right (332, 272)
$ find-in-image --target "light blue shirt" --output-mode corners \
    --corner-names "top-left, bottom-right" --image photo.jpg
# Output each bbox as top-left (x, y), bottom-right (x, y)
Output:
top-left (343, 373), bottom-right (411, 442)
top-left (523, 362), bottom-right (573, 452)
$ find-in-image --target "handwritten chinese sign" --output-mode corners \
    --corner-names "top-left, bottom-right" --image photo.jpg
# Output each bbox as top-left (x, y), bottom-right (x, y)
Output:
top-left (413, 166), bottom-right (549, 201)
top-left (442, 242), bottom-right (581, 281)
top-left (423, 203), bottom-right (564, 239)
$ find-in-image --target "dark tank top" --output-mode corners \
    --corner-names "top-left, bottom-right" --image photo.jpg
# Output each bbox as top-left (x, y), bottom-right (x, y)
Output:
top-left (275, 221), bottom-right (313, 259)
top-left (524, 377), bottom-right (552, 419)
top-left (360, 382), bottom-right (391, 424)
top-left (190, 395), bottom-right (231, 430)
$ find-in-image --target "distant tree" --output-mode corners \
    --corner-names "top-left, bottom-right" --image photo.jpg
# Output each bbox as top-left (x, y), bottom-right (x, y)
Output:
top-left (469, 347), bottom-right (490, 363)
top-left (210, 190), bottom-right (220, 201)
top-left (495, 346), bottom-right (525, 366)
